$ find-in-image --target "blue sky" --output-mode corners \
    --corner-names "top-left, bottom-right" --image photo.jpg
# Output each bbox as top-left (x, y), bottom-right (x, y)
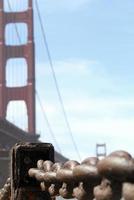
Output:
top-left (6, 0), bottom-right (134, 161)
top-left (34, 0), bottom-right (134, 161)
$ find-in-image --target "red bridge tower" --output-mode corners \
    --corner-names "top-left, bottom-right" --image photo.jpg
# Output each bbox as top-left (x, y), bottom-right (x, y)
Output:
top-left (0, 0), bottom-right (35, 134)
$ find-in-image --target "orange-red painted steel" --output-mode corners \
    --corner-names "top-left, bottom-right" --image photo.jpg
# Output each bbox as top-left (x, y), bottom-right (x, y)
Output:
top-left (0, 0), bottom-right (35, 134)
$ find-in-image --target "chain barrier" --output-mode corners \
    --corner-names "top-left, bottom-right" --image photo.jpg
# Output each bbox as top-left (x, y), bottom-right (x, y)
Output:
top-left (28, 150), bottom-right (134, 200)
top-left (0, 178), bottom-right (11, 200)
top-left (1, 150), bottom-right (134, 199)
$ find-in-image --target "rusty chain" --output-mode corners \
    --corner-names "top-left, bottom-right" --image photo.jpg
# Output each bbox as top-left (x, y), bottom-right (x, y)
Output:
top-left (1, 150), bottom-right (134, 199)
top-left (0, 178), bottom-right (11, 200)
top-left (28, 150), bottom-right (134, 200)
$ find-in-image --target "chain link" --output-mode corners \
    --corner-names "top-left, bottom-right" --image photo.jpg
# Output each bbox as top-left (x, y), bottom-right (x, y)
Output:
top-left (1, 150), bottom-right (134, 199)
top-left (28, 150), bottom-right (134, 200)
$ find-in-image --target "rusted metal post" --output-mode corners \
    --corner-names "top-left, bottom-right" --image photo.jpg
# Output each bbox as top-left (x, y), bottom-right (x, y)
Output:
top-left (11, 143), bottom-right (54, 200)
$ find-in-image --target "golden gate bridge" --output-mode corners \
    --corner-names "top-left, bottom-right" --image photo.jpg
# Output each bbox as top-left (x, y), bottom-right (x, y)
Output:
top-left (0, 0), bottom-right (106, 189)
top-left (0, 0), bottom-right (70, 187)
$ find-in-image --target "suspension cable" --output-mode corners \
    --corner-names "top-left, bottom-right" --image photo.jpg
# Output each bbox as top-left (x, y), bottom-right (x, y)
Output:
top-left (36, 90), bottom-right (62, 154)
top-left (35, 0), bottom-right (81, 161)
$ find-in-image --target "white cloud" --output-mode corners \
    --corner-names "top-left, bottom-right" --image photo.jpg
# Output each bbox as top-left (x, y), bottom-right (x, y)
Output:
top-left (36, 96), bottom-right (134, 119)
top-left (36, 58), bottom-right (118, 98)
top-left (65, 97), bottom-right (134, 113)
top-left (37, 95), bottom-right (134, 160)
top-left (38, 98), bottom-right (134, 138)
top-left (70, 118), bottom-right (134, 136)
top-left (36, 59), bottom-right (98, 78)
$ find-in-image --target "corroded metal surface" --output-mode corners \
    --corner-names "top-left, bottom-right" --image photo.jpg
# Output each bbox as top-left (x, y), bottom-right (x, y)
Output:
top-left (1, 144), bottom-right (134, 199)
top-left (11, 142), bottom-right (54, 200)
top-left (29, 157), bottom-right (101, 200)
top-left (29, 150), bottom-right (134, 200)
